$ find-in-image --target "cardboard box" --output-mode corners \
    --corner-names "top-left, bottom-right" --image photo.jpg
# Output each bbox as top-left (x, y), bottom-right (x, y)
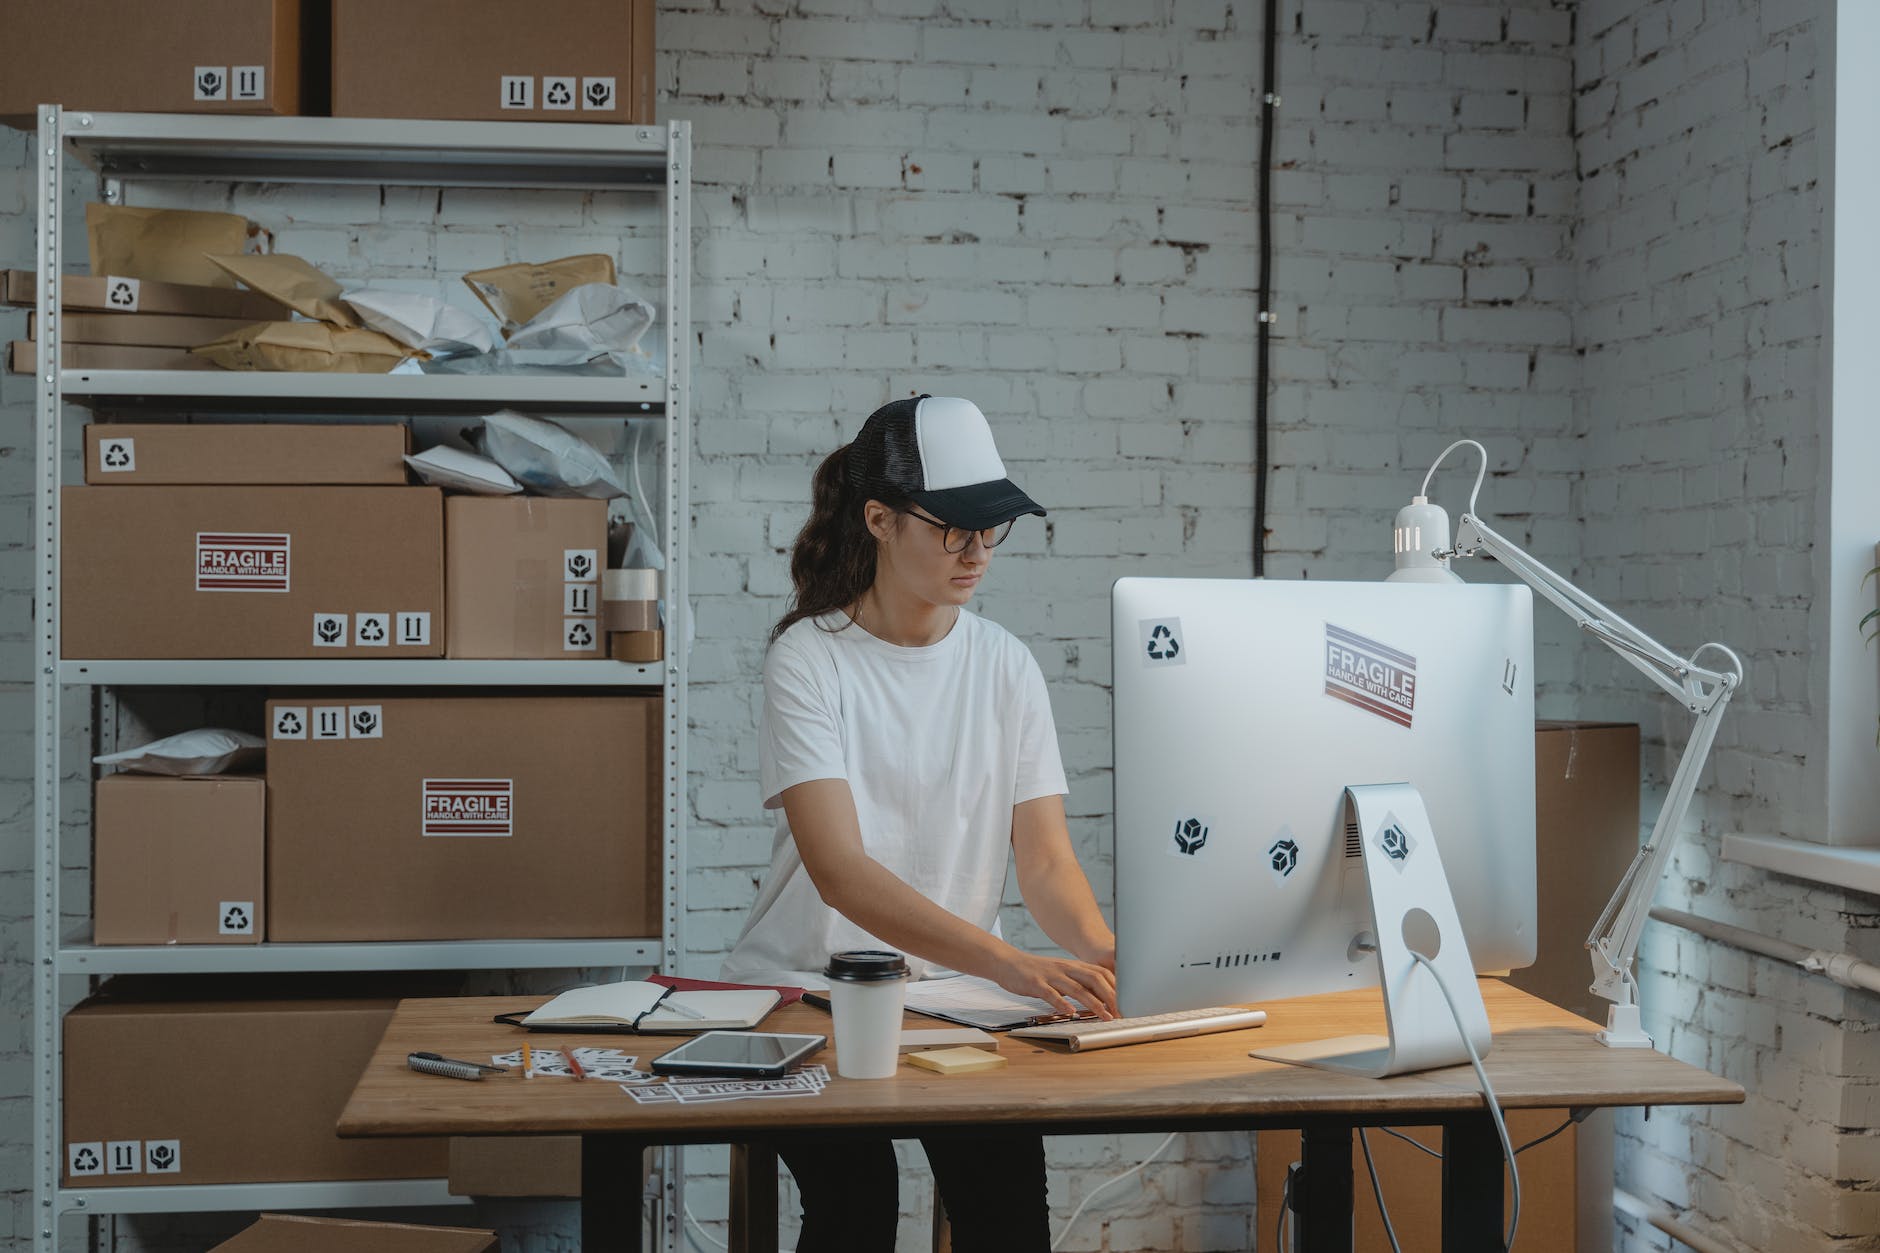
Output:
top-left (93, 774), bottom-right (265, 945)
top-left (0, 0), bottom-right (321, 125)
top-left (265, 693), bottom-right (661, 941)
top-left (331, 0), bottom-right (654, 123)
top-left (213, 1214), bottom-right (497, 1253)
top-left (30, 311), bottom-right (257, 348)
top-left (61, 486), bottom-right (444, 659)
top-left (10, 340), bottom-right (219, 373)
top-left (85, 424), bottom-right (410, 486)
top-left (62, 975), bottom-right (452, 1187)
top-left (4, 270), bottom-right (291, 319)
top-left (1509, 722), bottom-right (1641, 1023)
top-left (1256, 1113), bottom-right (1578, 1252)
top-left (444, 497), bottom-right (606, 658)
top-left (447, 1137), bottom-right (582, 1198)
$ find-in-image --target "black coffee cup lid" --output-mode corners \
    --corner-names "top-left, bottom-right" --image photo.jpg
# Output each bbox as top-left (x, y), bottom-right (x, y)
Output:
top-left (824, 950), bottom-right (909, 982)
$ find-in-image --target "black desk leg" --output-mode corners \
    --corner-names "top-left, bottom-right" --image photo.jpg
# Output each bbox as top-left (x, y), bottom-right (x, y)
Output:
top-left (1296, 1125), bottom-right (1354, 1253)
top-left (582, 1133), bottom-right (648, 1253)
top-left (1441, 1113), bottom-right (1505, 1253)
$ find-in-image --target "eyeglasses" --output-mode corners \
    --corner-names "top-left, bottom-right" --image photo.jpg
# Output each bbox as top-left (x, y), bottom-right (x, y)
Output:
top-left (902, 510), bottom-right (1016, 554)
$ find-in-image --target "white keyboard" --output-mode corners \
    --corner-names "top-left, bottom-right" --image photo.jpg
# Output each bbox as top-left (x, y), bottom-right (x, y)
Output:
top-left (1008, 1006), bottom-right (1267, 1052)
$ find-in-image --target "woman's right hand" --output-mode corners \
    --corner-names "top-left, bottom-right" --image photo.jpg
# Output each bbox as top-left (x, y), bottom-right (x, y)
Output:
top-left (992, 949), bottom-right (1121, 1020)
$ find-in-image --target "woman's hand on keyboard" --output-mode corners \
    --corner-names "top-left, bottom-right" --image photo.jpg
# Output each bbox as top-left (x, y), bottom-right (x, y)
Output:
top-left (992, 950), bottom-right (1120, 1020)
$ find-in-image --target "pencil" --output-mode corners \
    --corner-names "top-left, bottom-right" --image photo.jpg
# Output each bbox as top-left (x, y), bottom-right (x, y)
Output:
top-left (563, 1046), bottom-right (586, 1081)
top-left (522, 1039), bottom-right (533, 1079)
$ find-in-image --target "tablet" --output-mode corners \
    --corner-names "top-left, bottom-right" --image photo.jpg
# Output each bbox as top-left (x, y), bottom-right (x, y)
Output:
top-left (650, 1030), bottom-right (827, 1078)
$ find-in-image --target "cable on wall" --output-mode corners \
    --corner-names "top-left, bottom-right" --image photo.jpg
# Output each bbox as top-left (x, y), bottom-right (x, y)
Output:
top-left (1254, 0), bottom-right (1280, 576)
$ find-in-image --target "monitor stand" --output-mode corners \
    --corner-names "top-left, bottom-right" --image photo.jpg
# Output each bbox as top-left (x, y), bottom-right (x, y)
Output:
top-left (1252, 783), bottom-right (1493, 1078)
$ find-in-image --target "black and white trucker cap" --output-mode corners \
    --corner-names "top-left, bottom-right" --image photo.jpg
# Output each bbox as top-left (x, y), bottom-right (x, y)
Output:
top-left (848, 395), bottom-right (1046, 530)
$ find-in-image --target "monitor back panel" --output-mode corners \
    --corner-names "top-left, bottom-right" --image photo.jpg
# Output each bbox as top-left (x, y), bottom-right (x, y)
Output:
top-left (1112, 577), bottom-right (1537, 1016)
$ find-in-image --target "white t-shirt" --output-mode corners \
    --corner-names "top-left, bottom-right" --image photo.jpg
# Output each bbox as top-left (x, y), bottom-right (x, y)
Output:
top-left (721, 608), bottom-right (1069, 987)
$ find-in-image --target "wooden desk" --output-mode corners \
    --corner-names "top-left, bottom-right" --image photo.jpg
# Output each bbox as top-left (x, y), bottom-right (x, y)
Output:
top-left (338, 981), bottom-right (1739, 1253)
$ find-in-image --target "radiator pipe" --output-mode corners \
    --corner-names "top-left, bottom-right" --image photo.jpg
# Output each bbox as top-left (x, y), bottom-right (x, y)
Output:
top-left (1648, 906), bottom-right (1880, 995)
top-left (1613, 1188), bottom-right (1738, 1253)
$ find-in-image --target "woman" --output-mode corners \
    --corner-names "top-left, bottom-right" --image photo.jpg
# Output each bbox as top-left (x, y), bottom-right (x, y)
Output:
top-left (722, 395), bottom-right (1120, 1251)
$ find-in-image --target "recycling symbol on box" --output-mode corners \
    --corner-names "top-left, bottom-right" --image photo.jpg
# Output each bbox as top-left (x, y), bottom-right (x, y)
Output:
top-left (108, 280), bottom-right (135, 308)
top-left (358, 616), bottom-right (386, 644)
top-left (1173, 817), bottom-right (1208, 856)
top-left (102, 441), bottom-right (132, 469)
top-left (274, 709), bottom-right (304, 738)
top-left (545, 78), bottom-right (574, 107)
top-left (567, 620), bottom-right (594, 648)
top-left (220, 903), bottom-right (252, 934)
top-left (69, 1145), bottom-right (101, 1175)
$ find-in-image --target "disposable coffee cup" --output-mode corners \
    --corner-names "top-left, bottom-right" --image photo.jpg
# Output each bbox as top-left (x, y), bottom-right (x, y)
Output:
top-left (824, 950), bottom-right (910, 1079)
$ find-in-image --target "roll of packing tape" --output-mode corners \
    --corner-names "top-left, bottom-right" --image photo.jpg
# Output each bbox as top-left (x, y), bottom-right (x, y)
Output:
top-left (604, 568), bottom-right (661, 633)
top-left (604, 569), bottom-right (662, 601)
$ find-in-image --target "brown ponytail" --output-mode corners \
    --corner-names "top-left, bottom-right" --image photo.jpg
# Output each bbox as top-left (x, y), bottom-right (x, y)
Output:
top-left (770, 443), bottom-right (905, 644)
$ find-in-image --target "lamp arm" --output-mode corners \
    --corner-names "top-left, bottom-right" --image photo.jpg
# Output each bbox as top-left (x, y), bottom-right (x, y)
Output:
top-left (1448, 512), bottom-right (1743, 1020)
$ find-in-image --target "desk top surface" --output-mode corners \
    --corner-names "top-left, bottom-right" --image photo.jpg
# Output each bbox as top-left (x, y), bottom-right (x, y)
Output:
top-left (337, 980), bottom-right (1742, 1140)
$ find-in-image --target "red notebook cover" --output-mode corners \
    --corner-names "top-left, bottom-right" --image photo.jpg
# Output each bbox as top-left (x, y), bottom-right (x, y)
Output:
top-left (646, 973), bottom-right (806, 1007)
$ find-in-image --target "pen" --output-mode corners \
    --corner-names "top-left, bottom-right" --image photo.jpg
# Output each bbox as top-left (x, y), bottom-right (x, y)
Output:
top-left (522, 1039), bottom-right (533, 1079)
top-left (563, 1046), bottom-right (586, 1080)
top-left (660, 998), bottom-right (709, 1021)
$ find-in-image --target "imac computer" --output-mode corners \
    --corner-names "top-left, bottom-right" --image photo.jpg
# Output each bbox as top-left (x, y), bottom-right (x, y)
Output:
top-left (1112, 577), bottom-right (1537, 1022)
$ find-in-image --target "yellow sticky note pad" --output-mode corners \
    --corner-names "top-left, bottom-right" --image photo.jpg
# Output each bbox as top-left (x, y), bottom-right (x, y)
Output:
top-left (905, 1046), bottom-right (1009, 1075)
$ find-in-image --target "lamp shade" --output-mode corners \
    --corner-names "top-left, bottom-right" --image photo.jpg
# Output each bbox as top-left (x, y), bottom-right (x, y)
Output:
top-left (1387, 496), bottom-right (1464, 583)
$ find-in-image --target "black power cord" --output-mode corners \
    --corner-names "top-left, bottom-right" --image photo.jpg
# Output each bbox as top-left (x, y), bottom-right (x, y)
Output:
top-left (1254, 0), bottom-right (1279, 576)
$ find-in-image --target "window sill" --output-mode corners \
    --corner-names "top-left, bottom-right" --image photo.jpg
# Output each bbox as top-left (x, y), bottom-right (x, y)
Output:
top-left (1720, 834), bottom-right (1880, 898)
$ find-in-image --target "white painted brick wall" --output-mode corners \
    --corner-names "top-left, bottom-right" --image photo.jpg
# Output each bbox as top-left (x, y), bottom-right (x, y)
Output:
top-left (1572, 2), bottom-right (1880, 1251)
top-left (11, 0), bottom-right (1858, 1251)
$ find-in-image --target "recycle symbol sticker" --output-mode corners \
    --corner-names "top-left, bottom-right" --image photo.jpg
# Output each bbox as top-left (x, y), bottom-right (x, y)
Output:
top-left (1141, 618), bottom-right (1185, 667)
top-left (69, 1144), bottom-right (102, 1175)
top-left (273, 707), bottom-right (306, 739)
top-left (544, 76), bottom-right (575, 108)
top-left (107, 278), bottom-right (137, 308)
top-left (102, 440), bottom-right (133, 470)
top-left (219, 902), bottom-right (254, 935)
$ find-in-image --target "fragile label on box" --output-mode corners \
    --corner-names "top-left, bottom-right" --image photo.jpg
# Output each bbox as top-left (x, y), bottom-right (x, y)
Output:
top-left (423, 779), bottom-right (514, 837)
top-left (196, 533), bottom-right (289, 592)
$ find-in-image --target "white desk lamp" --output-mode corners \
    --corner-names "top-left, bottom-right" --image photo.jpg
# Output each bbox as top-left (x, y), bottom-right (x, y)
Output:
top-left (1388, 440), bottom-right (1744, 1048)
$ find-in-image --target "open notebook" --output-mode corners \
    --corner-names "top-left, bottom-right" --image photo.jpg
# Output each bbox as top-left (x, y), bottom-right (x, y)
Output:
top-left (499, 979), bottom-right (782, 1034)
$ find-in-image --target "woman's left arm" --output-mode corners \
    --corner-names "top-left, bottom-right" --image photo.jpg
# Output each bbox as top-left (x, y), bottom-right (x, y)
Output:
top-left (1011, 794), bottom-right (1116, 971)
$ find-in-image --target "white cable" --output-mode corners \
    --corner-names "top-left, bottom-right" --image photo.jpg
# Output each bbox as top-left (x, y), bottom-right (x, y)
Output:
top-left (1411, 951), bottom-right (1521, 1251)
top-left (683, 1201), bottom-right (730, 1252)
top-left (1358, 1128), bottom-right (1403, 1253)
top-left (1419, 437), bottom-right (1488, 518)
top-left (1376, 1125), bottom-right (1443, 1159)
top-left (1049, 1131), bottom-right (1179, 1251)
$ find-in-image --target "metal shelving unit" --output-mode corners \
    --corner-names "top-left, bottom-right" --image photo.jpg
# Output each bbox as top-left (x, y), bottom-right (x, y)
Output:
top-left (29, 107), bottom-right (693, 1253)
